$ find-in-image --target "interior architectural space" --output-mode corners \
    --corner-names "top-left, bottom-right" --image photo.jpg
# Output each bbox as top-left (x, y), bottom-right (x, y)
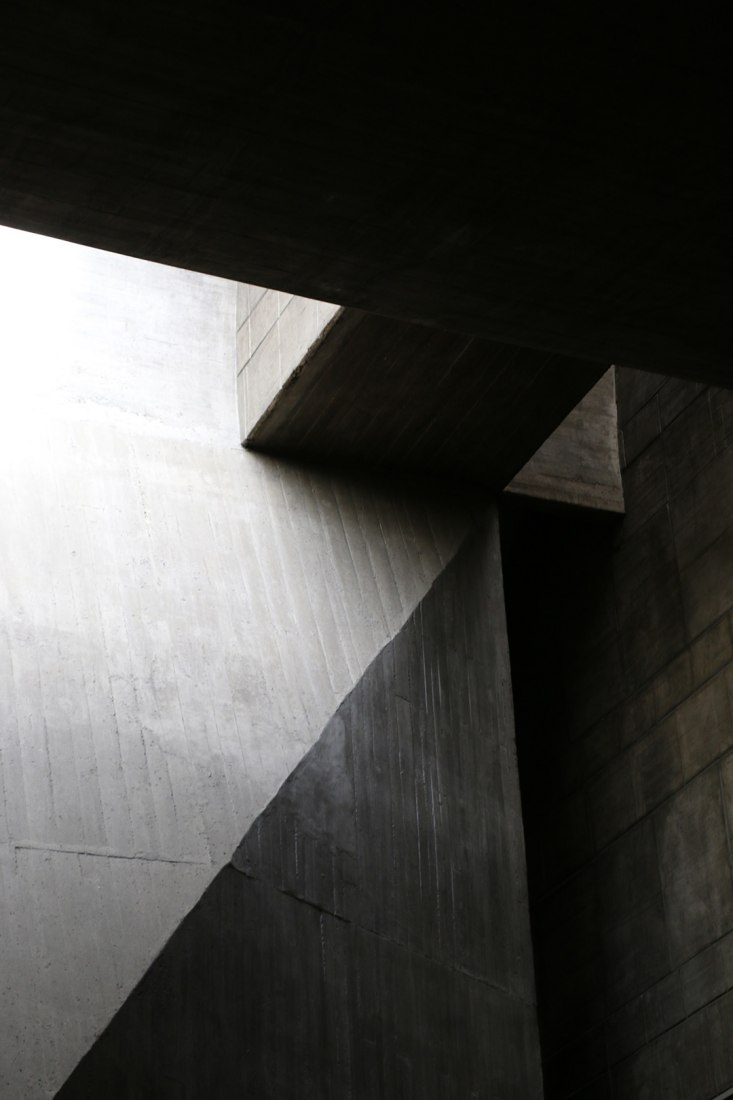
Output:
top-left (1, 8), bottom-right (732, 1098)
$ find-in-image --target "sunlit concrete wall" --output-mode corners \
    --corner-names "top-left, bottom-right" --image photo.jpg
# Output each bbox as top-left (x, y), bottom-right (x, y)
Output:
top-left (236, 285), bottom-right (341, 441)
top-left (0, 229), bottom-right (478, 1097)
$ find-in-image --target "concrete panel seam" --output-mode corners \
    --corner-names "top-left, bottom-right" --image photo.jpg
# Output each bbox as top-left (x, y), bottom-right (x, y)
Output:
top-left (229, 861), bottom-right (538, 1008)
top-left (13, 842), bottom-right (211, 867)
top-left (612, 985), bottom-right (733, 1083)
top-left (719, 766), bottom-right (733, 886)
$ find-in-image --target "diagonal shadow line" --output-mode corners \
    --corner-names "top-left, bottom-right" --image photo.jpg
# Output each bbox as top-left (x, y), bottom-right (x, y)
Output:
top-left (57, 516), bottom-right (540, 1100)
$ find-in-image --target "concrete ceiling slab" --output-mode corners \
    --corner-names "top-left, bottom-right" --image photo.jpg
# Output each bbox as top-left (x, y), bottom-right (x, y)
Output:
top-left (1, 7), bottom-right (731, 379)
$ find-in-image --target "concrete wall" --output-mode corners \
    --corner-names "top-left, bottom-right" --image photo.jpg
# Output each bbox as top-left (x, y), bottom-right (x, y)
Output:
top-left (0, 228), bottom-right (478, 1097)
top-left (58, 517), bottom-right (542, 1098)
top-left (503, 369), bottom-right (733, 1098)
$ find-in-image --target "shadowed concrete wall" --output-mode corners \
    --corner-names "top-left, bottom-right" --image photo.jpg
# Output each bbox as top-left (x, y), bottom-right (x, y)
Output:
top-left (57, 517), bottom-right (542, 1099)
top-left (502, 369), bottom-right (733, 1098)
top-left (0, 227), bottom-right (476, 1097)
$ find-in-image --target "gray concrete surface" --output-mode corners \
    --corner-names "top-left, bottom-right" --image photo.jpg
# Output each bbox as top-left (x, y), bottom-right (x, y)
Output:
top-left (1, 10), bottom-right (732, 380)
top-left (507, 368), bottom-right (624, 513)
top-left (503, 369), bottom-right (733, 1098)
top-left (236, 285), bottom-right (342, 440)
top-left (0, 226), bottom-right (477, 1097)
top-left (238, 288), bottom-right (606, 491)
top-left (57, 516), bottom-right (542, 1099)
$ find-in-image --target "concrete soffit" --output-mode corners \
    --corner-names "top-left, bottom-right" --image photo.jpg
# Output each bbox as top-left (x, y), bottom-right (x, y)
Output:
top-left (235, 284), bottom-right (624, 512)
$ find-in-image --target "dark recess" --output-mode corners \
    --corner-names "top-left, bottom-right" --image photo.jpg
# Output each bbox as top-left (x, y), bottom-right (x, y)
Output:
top-left (501, 367), bottom-right (733, 1098)
top-left (500, 495), bottom-right (621, 1098)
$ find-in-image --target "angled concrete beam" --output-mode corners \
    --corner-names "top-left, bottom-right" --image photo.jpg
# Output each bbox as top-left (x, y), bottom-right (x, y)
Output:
top-left (236, 287), bottom-right (617, 500)
top-left (507, 368), bottom-right (624, 513)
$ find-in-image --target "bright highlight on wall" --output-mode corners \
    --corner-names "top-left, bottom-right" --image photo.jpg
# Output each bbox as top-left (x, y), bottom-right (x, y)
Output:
top-left (0, 227), bottom-right (84, 449)
top-left (0, 225), bottom-right (237, 458)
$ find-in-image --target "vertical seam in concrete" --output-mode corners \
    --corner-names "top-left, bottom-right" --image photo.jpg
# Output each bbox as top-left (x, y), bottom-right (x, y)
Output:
top-left (718, 764), bottom-right (733, 891)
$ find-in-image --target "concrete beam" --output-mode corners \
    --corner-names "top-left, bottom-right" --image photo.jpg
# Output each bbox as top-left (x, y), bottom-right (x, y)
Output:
top-left (237, 287), bottom-right (607, 491)
top-left (507, 369), bottom-right (624, 513)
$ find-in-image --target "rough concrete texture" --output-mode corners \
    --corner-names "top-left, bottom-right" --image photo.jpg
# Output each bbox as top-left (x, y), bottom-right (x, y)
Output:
top-left (502, 369), bottom-right (733, 1098)
top-left (57, 518), bottom-right (542, 1099)
top-left (236, 284), bottom-right (342, 439)
top-left (1, 10), bottom-right (732, 380)
top-left (507, 368), bottom-right (624, 513)
top-left (0, 227), bottom-right (477, 1097)
top-left (239, 290), bottom-right (605, 490)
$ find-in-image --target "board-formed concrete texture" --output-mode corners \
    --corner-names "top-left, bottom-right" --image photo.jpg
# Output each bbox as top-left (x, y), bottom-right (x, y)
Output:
top-left (237, 285), bottom-right (607, 490)
top-left (1, 32), bottom-right (730, 1083)
top-left (0, 227), bottom-right (481, 1097)
top-left (502, 370), bottom-right (733, 1098)
top-left (1, 9), bottom-right (732, 380)
top-left (57, 519), bottom-right (542, 1098)
top-left (507, 368), bottom-right (624, 513)
top-left (236, 285), bottom-right (343, 439)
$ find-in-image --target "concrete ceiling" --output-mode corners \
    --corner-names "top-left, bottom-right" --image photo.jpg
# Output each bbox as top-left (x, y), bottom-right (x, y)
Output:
top-left (1, 6), bottom-right (729, 380)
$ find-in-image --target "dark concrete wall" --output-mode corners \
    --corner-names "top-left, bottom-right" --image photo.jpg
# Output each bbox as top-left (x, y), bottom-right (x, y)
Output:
top-left (57, 512), bottom-right (542, 1099)
top-left (502, 370), bottom-right (733, 1099)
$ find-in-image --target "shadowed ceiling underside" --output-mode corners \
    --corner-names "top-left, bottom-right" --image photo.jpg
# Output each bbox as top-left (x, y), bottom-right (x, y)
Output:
top-left (1, 5), bottom-right (731, 380)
